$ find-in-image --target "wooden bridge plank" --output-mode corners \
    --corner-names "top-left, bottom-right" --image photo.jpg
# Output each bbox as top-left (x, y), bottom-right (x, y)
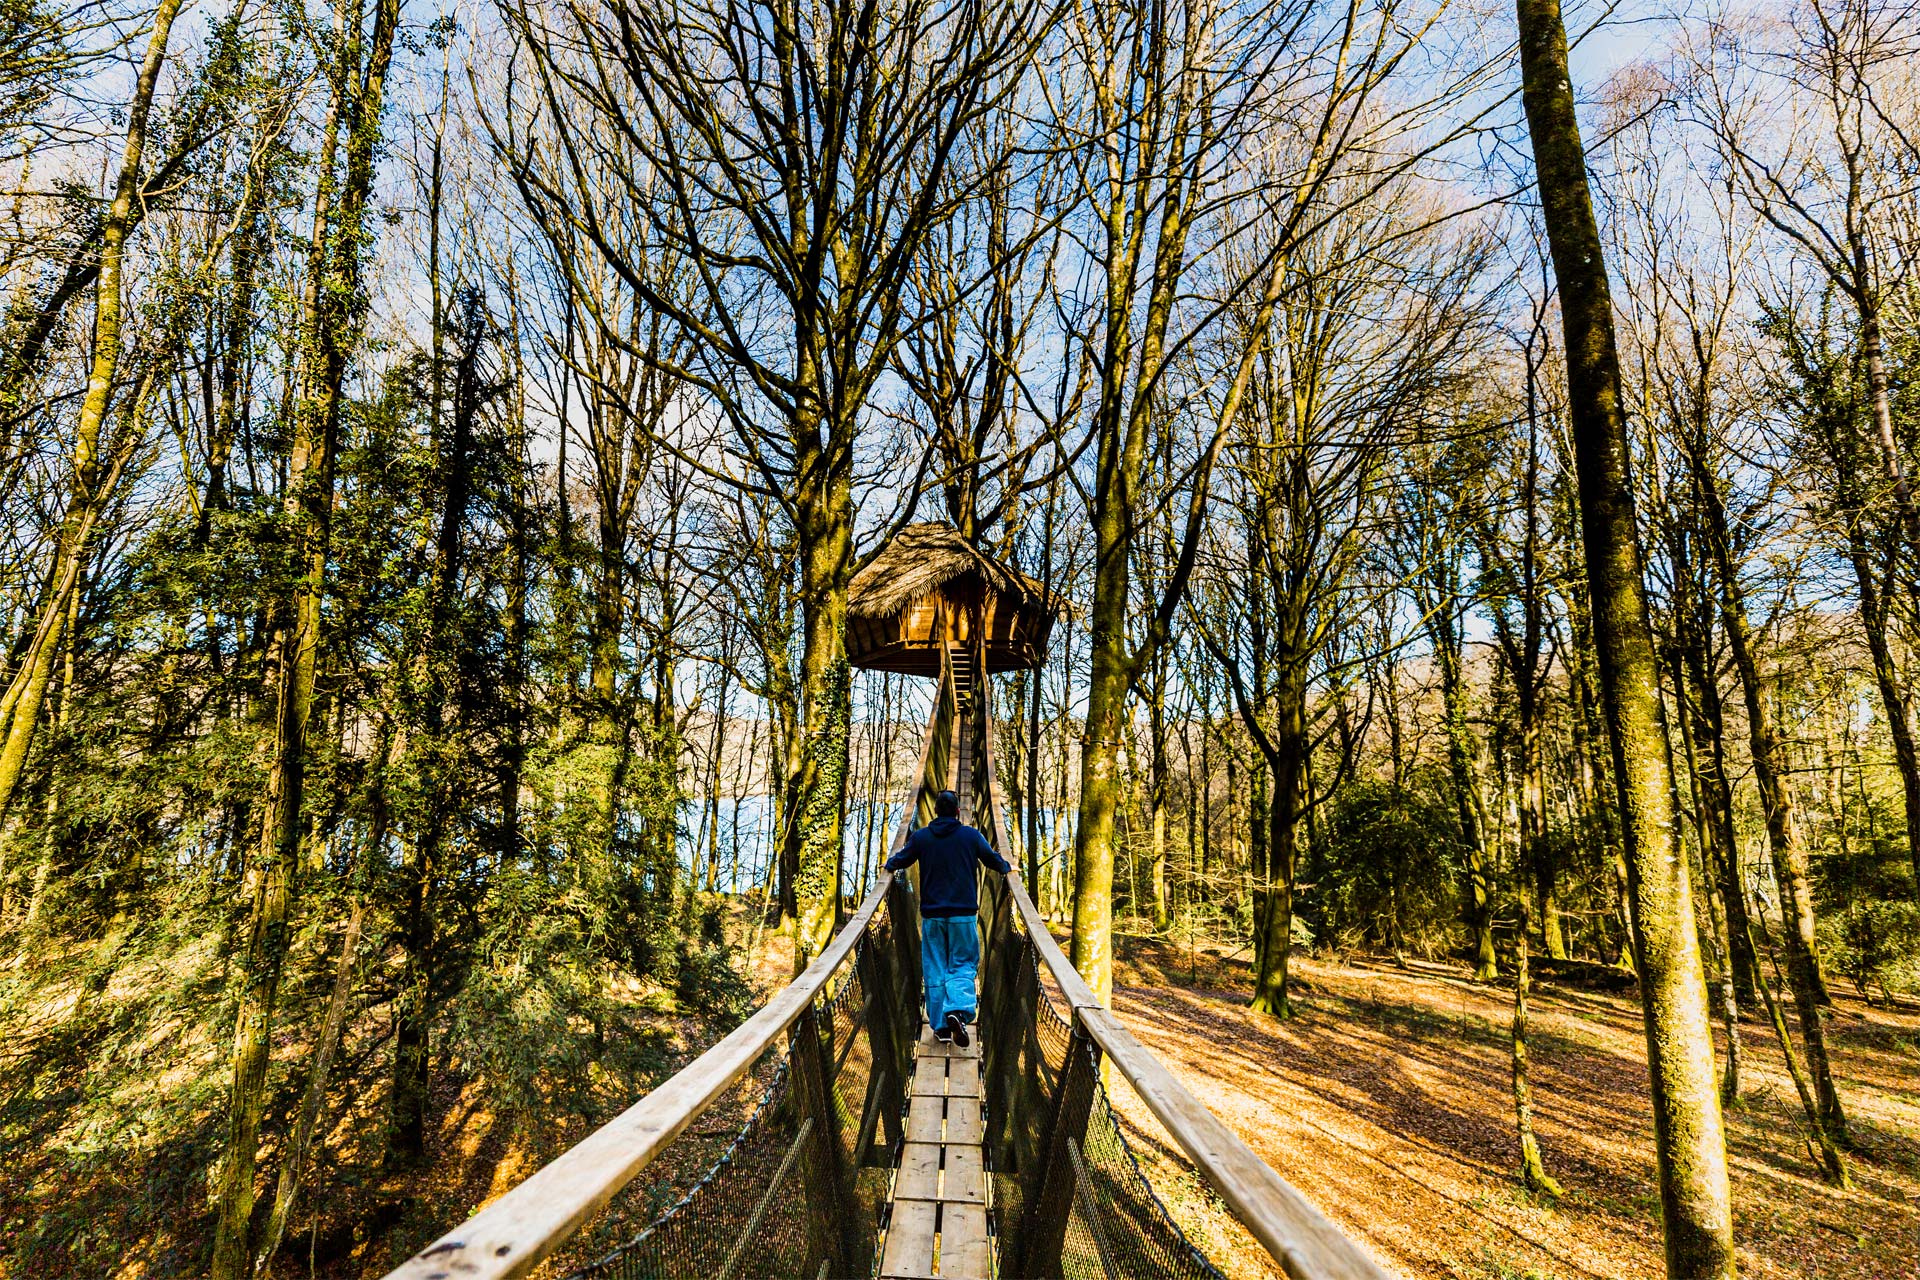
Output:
top-left (887, 1015), bottom-right (992, 1277)
top-left (916, 1024), bottom-right (982, 1059)
top-left (893, 1144), bottom-right (986, 1209)
top-left (879, 1198), bottom-right (937, 1278)
top-left (945, 1056), bottom-right (981, 1098)
top-left (906, 1093), bottom-right (945, 1141)
top-left (941, 1144), bottom-right (986, 1205)
top-left (908, 1051), bottom-right (979, 1098)
top-left (938, 1202), bottom-right (991, 1278)
top-left (943, 1096), bottom-right (982, 1145)
top-left (894, 1142), bottom-right (943, 1201)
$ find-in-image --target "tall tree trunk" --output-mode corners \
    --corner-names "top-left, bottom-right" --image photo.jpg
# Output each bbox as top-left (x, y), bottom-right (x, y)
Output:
top-left (1199, 683), bottom-right (1214, 895)
top-left (1515, 677), bottom-right (1562, 960)
top-left (210, 0), bottom-right (398, 1268)
top-left (589, 479), bottom-right (629, 849)
top-left (390, 289), bottom-right (483, 1169)
top-left (1666, 645), bottom-right (1746, 1109)
top-left (1433, 605), bottom-right (1497, 979)
top-left (1516, 1), bottom-right (1734, 1273)
top-left (500, 289), bottom-right (532, 863)
top-left (1249, 650), bottom-right (1305, 1016)
top-left (1243, 511), bottom-right (1272, 968)
top-left (1072, 453), bottom-right (1133, 1004)
top-left (1148, 659), bottom-right (1171, 931)
top-left (1694, 473), bottom-right (1847, 1150)
top-left (786, 437), bottom-right (852, 967)
top-left (0, 0), bottom-right (184, 828)
top-left (1673, 599), bottom-right (1758, 1005)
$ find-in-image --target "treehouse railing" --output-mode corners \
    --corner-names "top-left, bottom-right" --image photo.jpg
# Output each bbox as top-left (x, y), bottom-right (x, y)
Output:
top-left (968, 677), bottom-right (1391, 1280)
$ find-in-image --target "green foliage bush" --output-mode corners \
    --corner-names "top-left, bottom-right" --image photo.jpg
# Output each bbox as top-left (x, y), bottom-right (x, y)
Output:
top-left (1822, 899), bottom-right (1920, 1001)
top-left (1314, 773), bottom-right (1467, 958)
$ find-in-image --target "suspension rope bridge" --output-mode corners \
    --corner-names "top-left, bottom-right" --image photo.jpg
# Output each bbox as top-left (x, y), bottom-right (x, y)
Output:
top-left (386, 534), bottom-right (1388, 1280)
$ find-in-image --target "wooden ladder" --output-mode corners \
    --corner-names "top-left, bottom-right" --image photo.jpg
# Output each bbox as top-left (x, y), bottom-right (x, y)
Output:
top-left (948, 645), bottom-right (975, 825)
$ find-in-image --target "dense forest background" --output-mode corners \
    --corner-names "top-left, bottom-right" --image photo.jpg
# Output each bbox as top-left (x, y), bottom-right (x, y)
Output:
top-left (0, 0), bottom-right (1916, 1274)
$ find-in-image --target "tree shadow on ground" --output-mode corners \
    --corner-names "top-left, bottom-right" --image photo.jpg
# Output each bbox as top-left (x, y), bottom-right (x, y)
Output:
top-left (1103, 941), bottom-right (1920, 1280)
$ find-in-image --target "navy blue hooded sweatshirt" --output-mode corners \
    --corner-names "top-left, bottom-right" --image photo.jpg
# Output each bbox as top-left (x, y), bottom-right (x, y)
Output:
top-left (884, 816), bottom-right (1011, 918)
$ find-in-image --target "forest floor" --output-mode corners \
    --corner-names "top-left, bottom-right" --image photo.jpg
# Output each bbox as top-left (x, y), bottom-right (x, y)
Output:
top-left (1094, 930), bottom-right (1920, 1280)
top-left (6, 906), bottom-right (1916, 1279)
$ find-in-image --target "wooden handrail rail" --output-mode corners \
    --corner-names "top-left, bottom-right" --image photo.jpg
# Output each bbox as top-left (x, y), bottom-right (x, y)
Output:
top-left (385, 870), bottom-right (896, 1280)
top-left (999, 870), bottom-right (1392, 1280)
top-left (387, 654), bottom-right (1385, 1280)
top-left (976, 674), bottom-right (1016, 860)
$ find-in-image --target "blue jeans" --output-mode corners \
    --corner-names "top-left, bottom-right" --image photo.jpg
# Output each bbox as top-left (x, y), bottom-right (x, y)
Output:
top-left (920, 915), bottom-right (980, 1029)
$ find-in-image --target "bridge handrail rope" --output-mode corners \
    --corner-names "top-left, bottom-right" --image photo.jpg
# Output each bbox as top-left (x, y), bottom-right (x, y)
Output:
top-left (384, 872), bottom-right (899, 1280)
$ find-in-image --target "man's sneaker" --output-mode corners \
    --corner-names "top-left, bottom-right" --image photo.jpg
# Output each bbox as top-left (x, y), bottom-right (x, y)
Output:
top-left (934, 1023), bottom-right (953, 1044)
top-left (945, 1012), bottom-right (970, 1049)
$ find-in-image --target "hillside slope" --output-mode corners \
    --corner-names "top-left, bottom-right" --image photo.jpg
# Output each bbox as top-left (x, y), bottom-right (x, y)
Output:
top-left (1101, 939), bottom-right (1920, 1280)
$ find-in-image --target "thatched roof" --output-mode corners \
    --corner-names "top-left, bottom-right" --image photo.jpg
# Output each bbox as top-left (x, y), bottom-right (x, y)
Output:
top-left (848, 522), bottom-right (1060, 621)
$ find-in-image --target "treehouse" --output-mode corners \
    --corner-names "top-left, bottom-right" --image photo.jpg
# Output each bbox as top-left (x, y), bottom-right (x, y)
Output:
top-left (846, 522), bottom-right (1060, 676)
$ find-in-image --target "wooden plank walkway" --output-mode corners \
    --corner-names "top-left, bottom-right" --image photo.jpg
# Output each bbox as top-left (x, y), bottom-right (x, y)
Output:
top-left (878, 1024), bottom-right (992, 1279)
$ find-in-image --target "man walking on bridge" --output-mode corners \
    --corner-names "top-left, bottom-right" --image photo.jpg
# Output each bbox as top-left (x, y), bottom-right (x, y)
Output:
top-left (884, 789), bottom-right (1011, 1047)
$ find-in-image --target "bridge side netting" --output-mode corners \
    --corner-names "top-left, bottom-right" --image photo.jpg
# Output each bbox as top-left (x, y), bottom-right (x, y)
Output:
top-left (562, 882), bottom-right (918, 1280)
top-left (1066, 1042), bottom-right (1227, 1280)
top-left (979, 896), bottom-right (1227, 1280)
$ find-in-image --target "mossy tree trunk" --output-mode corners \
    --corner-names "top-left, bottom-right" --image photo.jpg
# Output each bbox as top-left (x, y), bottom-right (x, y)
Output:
top-left (210, 0), bottom-right (398, 1269)
top-left (0, 0), bottom-right (184, 832)
top-left (786, 420), bottom-right (853, 968)
top-left (1515, 0), bottom-right (1735, 1272)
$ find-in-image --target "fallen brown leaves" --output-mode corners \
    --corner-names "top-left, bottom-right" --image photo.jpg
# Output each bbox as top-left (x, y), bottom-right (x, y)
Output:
top-left (1098, 937), bottom-right (1920, 1280)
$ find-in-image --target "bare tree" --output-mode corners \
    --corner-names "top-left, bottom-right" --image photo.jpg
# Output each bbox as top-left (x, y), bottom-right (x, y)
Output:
top-left (496, 0), bottom-right (1041, 962)
top-left (1688, 0), bottom-right (1920, 596)
top-left (1194, 190), bottom-right (1493, 1015)
top-left (1606, 97), bottom-right (1853, 1182)
top-left (1516, 0), bottom-right (1735, 1271)
top-left (1055, 0), bottom-right (1490, 1002)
